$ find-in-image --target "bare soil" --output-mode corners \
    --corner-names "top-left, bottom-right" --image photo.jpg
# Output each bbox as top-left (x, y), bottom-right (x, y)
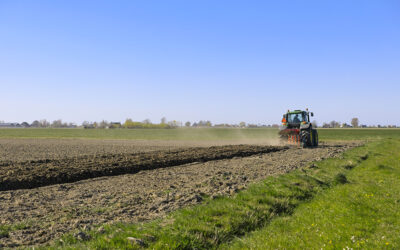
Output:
top-left (0, 145), bottom-right (282, 191)
top-left (0, 138), bottom-right (281, 163)
top-left (0, 140), bottom-right (359, 248)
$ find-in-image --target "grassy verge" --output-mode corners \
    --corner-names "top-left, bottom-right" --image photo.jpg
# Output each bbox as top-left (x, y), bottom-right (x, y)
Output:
top-left (318, 128), bottom-right (400, 141)
top-left (224, 139), bottom-right (400, 249)
top-left (42, 140), bottom-right (395, 249)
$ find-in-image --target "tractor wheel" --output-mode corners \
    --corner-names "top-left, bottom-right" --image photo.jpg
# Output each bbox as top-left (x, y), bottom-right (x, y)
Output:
top-left (311, 129), bottom-right (318, 147)
top-left (300, 130), bottom-right (310, 148)
top-left (312, 129), bottom-right (319, 147)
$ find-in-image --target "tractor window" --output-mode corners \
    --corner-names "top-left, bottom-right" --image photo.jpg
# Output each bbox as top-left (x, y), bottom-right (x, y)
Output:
top-left (303, 113), bottom-right (309, 122)
top-left (287, 113), bottom-right (304, 123)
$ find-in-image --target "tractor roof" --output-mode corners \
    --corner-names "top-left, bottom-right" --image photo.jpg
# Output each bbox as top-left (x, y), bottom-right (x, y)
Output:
top-left (287, 110), bottom-right (306, 114)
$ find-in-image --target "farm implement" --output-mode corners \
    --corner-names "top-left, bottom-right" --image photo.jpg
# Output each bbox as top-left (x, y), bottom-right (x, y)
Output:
top-left (279, 109), bottom-right (318, 148)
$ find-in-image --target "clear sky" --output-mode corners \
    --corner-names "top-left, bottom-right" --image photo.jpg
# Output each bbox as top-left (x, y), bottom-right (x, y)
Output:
top-left (1, 0), bottom-right (399, 126)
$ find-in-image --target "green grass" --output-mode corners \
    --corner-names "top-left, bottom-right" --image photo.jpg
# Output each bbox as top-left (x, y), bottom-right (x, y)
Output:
top-left (42, 139), bottom-right (400, 249)
top-left (0, 222), bottom-right (31, 238)
top-left (318, 128), bottom-right (400, 141)
top-left (225, 139), bottom-right (400, 249)
top-left (0, 128), bottom-right (399, 141)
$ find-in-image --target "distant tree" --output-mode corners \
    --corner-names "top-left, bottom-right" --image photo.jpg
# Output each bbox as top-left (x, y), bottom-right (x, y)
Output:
top-left (239, 121), bottom-right (246, 128)
top-left (185, 121), bottom-right (191, 127)
top-left (143, 119), bottom-right (151, 125)
top-left (31, 120), bottom-right (40, 127)
top-left (21, 122), bottom-right (30, 128)
top-left (329, 120), bottom-right (340, 128)
top-left (39, 119), bottom-right (50, 128)
top-left (51, 119), bottom-right (63, 128)
top-left (351, 117), bottom-right (359, 128)
top-left (161, 117), bottom-right (167, 124)
top-left (123, 118), bottom-right (134, 128)
top-left (311, 120), bottom-right (318, 128)
top-left (93, 122), bottom-right (98, 128)
top-left (196, 120), bottom-right (211, 127)
top-left (99, 120), bottom-right (109, 129)
top-left (322, 123), bottom-right (330, 128)
top-left (82, 121), bottom-right (90, 127)
top-left (168, 120), bottom-right (179, 127)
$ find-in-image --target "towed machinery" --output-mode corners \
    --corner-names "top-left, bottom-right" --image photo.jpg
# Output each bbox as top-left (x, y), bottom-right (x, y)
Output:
top-left (279, 109), bottom-right (318, 148)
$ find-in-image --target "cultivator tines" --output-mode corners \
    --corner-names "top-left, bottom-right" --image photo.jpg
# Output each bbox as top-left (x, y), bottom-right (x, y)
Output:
top-left (279, 128), bottom-right (301, 146)
top-left (287, 134), bottom-right (300, 146)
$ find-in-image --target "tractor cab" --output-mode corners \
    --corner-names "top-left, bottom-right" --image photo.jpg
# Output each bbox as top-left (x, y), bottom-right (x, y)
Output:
top-left (282, 110), bottom-right (313, 128)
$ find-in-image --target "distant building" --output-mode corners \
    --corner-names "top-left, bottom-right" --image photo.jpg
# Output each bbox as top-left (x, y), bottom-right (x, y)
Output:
top-left (109, 122), bottom-right (122, 128)
top-left (340, 123), bottom-right (352, 128)
top-left (247, 124), bottom-right (258, 128)
top-left (83, 124), bottom-right (95, 129)
top-left (0, 123), bottom-right (22, 128)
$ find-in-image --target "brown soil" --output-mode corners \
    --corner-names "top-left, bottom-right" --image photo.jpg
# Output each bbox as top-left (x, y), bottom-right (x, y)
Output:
top-left (0, 138), bottom-right (281, 163)
top-left (0, 145), bottom-right (282, 191)
top-left (0, 141), bottom-right (359, 248)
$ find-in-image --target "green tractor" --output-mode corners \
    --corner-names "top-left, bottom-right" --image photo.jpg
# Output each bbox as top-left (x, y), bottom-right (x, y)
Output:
top-left (279, 109), bottom-right (318, 148)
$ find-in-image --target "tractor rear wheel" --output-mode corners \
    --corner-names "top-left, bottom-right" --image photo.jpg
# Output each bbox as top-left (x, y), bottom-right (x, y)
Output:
top-left (312, 129), bottom-right (319, 147)
top-left (313, 129), bottom-right (318, 147)
top-left (300, 130), bottom-right (310, 148)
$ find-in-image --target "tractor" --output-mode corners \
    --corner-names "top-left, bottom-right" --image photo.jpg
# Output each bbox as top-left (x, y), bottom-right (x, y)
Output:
top-left (279, 109), bottom-right (318, 148)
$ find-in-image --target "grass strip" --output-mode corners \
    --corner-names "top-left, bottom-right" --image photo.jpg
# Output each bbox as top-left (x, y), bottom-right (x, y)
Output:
top-left (224, 139), bottom-right (400, 249)
top-left (46, 141), bottom-right (374, 249)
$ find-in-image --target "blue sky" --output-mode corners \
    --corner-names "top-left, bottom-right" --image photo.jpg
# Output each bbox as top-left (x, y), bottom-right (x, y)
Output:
top-left (1, 0), bottom-right (399, 125)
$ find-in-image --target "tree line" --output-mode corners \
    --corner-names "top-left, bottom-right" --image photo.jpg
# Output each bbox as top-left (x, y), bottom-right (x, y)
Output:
top-left (321, 118), bottom-right (360, 128)
top-left (0, 117), bottom-right (397, 129)
top-left (6, 119), bottom-right (78, 128)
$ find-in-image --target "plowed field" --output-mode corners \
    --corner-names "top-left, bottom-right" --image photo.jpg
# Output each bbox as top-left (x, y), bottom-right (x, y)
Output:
top-left (0, 145), bottom-right (282, 191)
top-left (0, 138), bottom-right (359, 248)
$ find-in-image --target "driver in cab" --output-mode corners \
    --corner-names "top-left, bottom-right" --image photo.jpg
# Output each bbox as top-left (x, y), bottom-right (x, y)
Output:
top-left (293, 114), bottom-right (301, 123)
